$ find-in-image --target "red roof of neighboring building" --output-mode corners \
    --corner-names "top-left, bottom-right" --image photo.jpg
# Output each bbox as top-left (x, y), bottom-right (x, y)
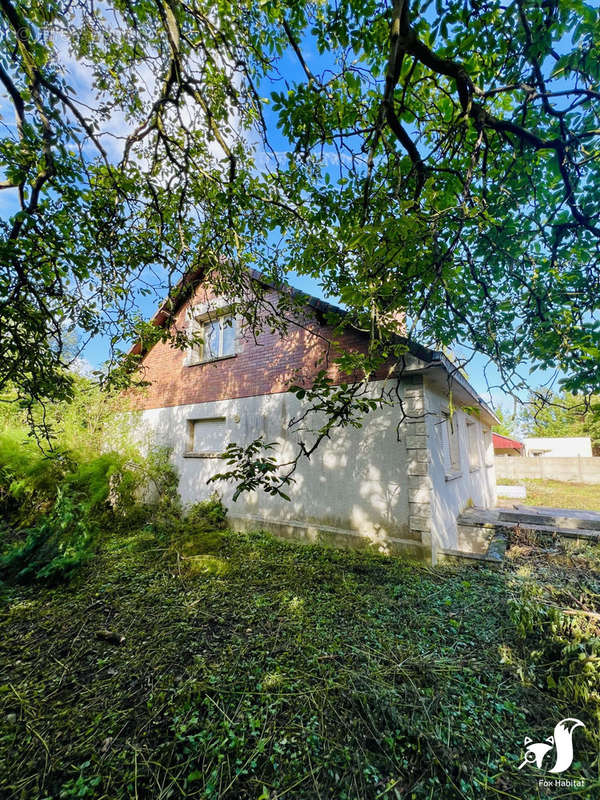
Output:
top-left (492, 432), bottom-right (523, 451)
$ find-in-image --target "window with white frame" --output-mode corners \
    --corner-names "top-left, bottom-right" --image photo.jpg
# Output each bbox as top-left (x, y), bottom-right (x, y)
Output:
top-left (186, 417), bottom-right (227, 456)
top-left (443, 411), bottom-right (461, 474)
top-left (466, 419), bottom-right (480, 469)
top-left (188, 313), bottom-right (236, 364)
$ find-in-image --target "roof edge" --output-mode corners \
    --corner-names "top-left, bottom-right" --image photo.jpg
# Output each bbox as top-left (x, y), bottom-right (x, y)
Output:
top-left (127, 268), bottom-right (498, 425)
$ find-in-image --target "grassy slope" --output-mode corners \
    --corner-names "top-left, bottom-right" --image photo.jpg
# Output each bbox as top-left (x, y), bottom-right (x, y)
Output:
top-left (517, 480), bottom-right (600, 512)
top-left (1, 526), bottom-right (599, 800)
top-left (496, 479), bottom-right (600, 511)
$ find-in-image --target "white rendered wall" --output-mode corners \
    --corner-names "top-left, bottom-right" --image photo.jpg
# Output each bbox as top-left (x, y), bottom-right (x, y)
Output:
top-left (424, 379), bottom-right (497, 553)
top-left (134, 380), bottom-right (428, 555)
top-left (524, 437), bottom-right (592, 458)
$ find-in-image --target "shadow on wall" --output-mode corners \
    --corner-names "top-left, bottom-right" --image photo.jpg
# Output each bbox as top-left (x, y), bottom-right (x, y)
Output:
top-left (136, 384), bottom-right (418, 554)
top-left (133, 290), bottom-right (373, 412)
top-left (425, 401), bottom-right (496, 552)
top-left (129, 283), bottom-right (428, 553)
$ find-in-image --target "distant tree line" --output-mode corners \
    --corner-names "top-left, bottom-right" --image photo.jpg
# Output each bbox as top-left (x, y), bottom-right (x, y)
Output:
top-left (494, 392), bottom-right (600, 455)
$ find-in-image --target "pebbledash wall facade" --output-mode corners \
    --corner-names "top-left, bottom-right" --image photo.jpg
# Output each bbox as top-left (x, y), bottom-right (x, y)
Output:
top-left (131, 281), bottom-right (497, 563)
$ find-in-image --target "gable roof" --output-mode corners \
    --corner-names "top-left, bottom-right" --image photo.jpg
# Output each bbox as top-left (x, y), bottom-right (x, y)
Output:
top-left (492, 432), bottom-right (523, 451)
top-left (129, 267), bottom-right (344, 357)
top-left (130, 267), bottom-right (498, 424)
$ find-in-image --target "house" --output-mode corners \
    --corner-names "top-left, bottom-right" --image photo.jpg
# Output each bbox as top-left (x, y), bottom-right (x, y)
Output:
top-left (493, 432), bottom-right (524, 456)
top-left (130, 271), bottom-right (497, 563)
top-left (524, 437), bottom-right (592, 458)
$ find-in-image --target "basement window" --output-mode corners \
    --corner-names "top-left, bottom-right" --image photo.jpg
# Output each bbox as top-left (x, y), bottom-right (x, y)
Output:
top-left (184, 417), bottom-right (227, 458)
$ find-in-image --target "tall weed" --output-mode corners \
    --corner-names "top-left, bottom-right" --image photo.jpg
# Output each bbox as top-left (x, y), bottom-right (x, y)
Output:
top-left (0, 378), bottom-right (180, 583)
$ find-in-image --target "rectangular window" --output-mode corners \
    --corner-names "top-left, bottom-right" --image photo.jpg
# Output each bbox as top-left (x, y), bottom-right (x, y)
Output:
top-left (482, 427), bottom-right (493, 465)
top-left (197, 314), bottom-right (236, 362)
top-left (466, 420), bottom-right (480, 469)
top-left (443, 412), bottom-right (461, 474)
top-left (186, 417), bottom-right (227, 456)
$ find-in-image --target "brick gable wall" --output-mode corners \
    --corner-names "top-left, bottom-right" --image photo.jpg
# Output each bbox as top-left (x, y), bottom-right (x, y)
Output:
top-left (131, 285), bottom-right (387, 411)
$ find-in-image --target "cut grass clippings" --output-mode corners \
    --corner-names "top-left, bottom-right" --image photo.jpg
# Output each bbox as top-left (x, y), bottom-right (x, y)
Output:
top-left (1, 525), bottom-right (599, 799)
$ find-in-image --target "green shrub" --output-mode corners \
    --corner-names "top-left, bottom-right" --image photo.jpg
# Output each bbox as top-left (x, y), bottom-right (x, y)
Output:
top-left (1, 492), bottom-right (94, 583)
top-left (186, 493), bottom-right (228, 530)
top-left (0, 379), bottom-right (184, 583)
top-left (0, 450), bottom-right (183, 584)
top-left (0, 379), bottom-right (233, 584)
top-left (62, 453), bottom-right (123, 509)
top-left (0, 427), bottom-right (66, 521)
top-left (161, 494), bottom-right (228, 562)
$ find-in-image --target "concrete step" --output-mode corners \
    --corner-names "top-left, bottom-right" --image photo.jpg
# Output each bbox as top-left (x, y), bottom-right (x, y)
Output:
top-left (456, 514), bottom-right (497, 529)
top-left (458, 519), bottom-right (600, 542)
top-left (513, 523), bottom-right (600, 541)
top-left (437, 547), bottom-right (502, 566)
top-left (497, 508), bottom-right (600, 531)
top-left (457, 508), bottom-right (600, 542)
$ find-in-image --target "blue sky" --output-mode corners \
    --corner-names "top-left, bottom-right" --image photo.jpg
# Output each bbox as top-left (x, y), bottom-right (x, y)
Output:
top-left (0, 11), bottom-right (567, 414)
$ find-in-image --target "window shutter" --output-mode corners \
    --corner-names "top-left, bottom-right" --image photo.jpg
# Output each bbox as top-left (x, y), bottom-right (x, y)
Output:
top-left (192, 417), bottom-right (227, 453)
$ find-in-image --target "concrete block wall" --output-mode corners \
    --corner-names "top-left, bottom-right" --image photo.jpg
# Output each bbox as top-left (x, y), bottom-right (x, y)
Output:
top-left (496, 455), bottom-right (600, 484)
top-left (135, 379), bottom-right (432, 561)
top-left (133, 369), bottom-right (496, 563)
top-left (424, 379), bottom-right (496, 554)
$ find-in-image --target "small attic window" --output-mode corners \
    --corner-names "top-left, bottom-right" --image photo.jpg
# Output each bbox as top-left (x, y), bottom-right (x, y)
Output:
top-left (187, 312), bottom-right (237, 365)
top-left (198, 315), bottom-right (236, 361)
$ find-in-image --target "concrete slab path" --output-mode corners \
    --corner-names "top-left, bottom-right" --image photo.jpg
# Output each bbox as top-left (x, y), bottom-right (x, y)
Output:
top-left (458, 504), bottom-right (600, 543)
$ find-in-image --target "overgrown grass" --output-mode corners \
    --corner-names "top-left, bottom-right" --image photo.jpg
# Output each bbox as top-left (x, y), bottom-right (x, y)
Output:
top-left (1, 522), bottom-right (598, 799)
top-left (497, 479), bottom-right (600, 511)
top-left (0, 378), bottom-right (179, 584)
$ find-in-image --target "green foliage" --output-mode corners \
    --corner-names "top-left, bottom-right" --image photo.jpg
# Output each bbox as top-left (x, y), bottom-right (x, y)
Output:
top-left (59, 762), bottom-right (102, 799)
top-left (1, 492), bottom-right (95, 584)
top-left (167, 494), bottom-right (229, 561)
top-left (2, 0), bottom-right (600, 421)
top-left (0, 381), bottom-right (181, 584)
top-left (209, 438), bottom-right (291, 501)
top-left (492, 406), bottom-right (519, 439)
top-left (0, 426), bottom-right (64, 519)
top-left (521, 389), bottom-right (600, 451)
top-left (0, 378), bottom-right (133, 523)
top-left (510, 579), bottom-right (600, 740)
top-left (63, 454), bottom-right (125, 511)
top-left (0, 447), bottom-right (176, 584)
top-left (185, 494), bottom-right (228, 531)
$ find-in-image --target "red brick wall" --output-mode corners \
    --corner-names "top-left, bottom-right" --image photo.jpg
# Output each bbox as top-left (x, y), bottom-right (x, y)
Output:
top-left (131, 285), bottom-right (388, 411)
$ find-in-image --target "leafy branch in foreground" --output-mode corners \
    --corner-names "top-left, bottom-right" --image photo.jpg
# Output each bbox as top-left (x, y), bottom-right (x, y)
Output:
top-left (2, 0), bottom-right (600, 431)
top-left (210, 372), bottom-right (391, 499)
top-left (271, 0), bottom-right (600, 397)
top-left (208, 439), bottom-right (288, 502)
